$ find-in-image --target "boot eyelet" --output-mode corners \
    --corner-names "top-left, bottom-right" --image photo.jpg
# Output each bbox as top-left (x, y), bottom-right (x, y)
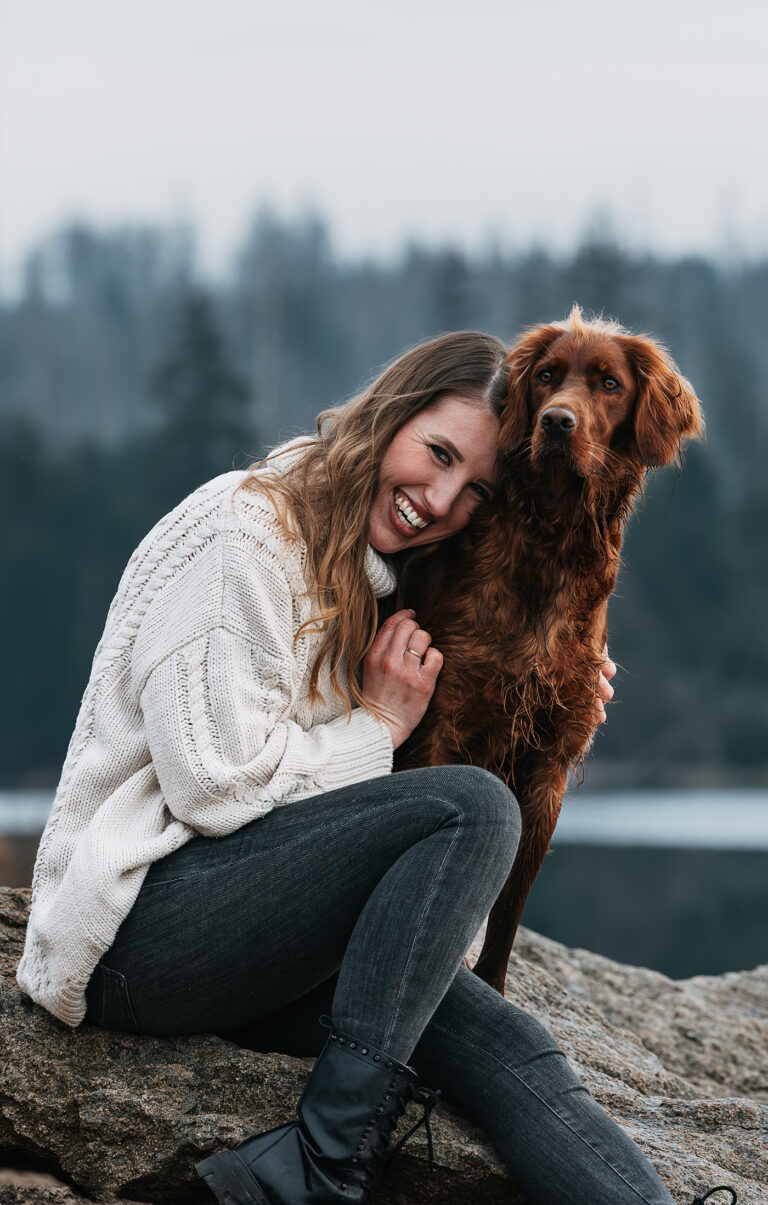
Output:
top-left (385, 1061), bottom-right (392, 1068)
top-left (373, 1054), bottom-right (381, 1062)
top-left (361, 1048), bottom-right (368, 1055)
top-left (349, 1041), bottom-right (357, 1049)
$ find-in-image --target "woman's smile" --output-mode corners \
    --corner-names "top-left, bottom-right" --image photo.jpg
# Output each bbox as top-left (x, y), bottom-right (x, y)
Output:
top-left (391, 489), bottom-right (430, 532)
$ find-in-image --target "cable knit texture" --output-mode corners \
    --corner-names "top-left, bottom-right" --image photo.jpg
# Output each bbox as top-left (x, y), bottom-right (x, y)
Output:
top-left (16, 439), bottom-right (397, 1027)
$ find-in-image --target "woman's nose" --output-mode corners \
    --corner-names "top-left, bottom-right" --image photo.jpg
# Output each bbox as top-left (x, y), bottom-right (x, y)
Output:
top-left (424, 480), bottom-right (462, 518)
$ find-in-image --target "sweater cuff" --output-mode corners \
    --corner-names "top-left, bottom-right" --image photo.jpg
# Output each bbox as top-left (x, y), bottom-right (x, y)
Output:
top-left (318, 707), bottom-right (394, 793)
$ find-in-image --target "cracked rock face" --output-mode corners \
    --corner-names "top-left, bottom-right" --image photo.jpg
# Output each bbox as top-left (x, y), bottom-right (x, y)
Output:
top-left (1, 887), bottom-right (766, 1203)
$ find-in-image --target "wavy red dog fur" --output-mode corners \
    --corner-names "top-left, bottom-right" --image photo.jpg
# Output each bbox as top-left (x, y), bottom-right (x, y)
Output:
top-left (394, 307), bottom-right (703, 994)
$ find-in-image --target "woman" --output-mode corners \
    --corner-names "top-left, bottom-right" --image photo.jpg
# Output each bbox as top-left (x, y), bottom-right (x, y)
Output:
top-left (17, 332), bottom-right (732, 1205)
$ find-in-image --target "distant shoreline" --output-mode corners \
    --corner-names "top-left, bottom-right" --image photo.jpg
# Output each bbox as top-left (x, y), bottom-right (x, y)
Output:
top-left (4, 783), bottom-right (768, 849)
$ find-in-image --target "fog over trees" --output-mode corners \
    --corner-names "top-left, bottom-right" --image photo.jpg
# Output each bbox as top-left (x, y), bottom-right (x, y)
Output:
top-left (2, 212), bottom-right (767, 785)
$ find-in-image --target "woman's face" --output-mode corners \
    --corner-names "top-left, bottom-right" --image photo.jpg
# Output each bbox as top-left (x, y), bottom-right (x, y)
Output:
top-left (368, 394), bottom-right (501, 554)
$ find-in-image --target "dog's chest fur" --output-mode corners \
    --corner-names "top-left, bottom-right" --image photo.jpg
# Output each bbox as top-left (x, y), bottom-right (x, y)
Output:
top-left (395, 466), bottom-right (638, 778)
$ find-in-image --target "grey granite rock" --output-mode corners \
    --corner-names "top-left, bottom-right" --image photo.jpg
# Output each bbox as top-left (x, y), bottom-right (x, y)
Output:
top-left (0, 1189), bottom-right (98, 1205)
top-left (1, 888), bottom-right (765, 1203)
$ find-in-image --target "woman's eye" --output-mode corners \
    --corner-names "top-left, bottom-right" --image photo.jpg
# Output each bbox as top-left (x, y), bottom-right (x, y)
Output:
top-left (430, 444), bottom-right (489, 501)
top-left (603, 376), bottom-right (620, 392)
top-left (537, 369), bottom-right (552, 383)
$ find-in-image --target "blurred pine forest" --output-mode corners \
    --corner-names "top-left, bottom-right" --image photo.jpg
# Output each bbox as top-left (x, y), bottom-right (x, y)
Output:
top-left (3, 212), bottom-right (768, 787)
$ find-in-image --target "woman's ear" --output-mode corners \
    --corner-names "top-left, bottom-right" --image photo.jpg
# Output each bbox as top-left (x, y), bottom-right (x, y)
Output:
top-left (624, 334), bottom-right (703, 468)
top-left (498, 324), bottom-right (561, 455)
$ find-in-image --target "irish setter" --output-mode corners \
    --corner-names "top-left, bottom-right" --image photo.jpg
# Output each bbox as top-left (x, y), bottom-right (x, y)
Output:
top-left (393, 306), bottom-right (703, 995)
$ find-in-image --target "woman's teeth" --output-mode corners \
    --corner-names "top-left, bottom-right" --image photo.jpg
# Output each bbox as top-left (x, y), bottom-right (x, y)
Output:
top-left (394, 490), bottom-right (428, 529)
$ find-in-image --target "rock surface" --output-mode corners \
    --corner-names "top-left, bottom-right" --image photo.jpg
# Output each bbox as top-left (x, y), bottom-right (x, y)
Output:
top-left (1, 887), bottom-right (766, 1203)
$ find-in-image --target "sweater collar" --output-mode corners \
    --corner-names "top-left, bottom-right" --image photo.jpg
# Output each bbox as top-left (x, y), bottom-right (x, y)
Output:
top-left (364, 545), bottom-right (397, 598)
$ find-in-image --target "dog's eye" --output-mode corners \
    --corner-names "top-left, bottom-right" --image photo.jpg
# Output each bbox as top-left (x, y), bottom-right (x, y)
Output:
top-left (537, 369), bottom-right (552, 384)
top-left (602, 376), bottom-right (620, 392)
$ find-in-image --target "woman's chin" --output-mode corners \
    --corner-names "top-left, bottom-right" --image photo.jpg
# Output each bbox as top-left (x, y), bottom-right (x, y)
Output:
top-left (368, 504), bottom-right (405, 554)
top-left (368, 531), bottom-right (403, 555)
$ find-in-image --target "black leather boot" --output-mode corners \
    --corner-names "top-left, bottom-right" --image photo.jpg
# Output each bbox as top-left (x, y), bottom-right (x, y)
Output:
top-left (196, 1022), bottom-right (438, 1204)
top-left (691, 1190), bottom-right (737, 1204)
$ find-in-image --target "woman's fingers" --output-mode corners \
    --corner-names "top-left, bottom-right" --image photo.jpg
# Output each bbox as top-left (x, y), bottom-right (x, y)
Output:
top-left (594, 656), bottom-right (616, 724)
top-left (378, 610), bottom-right (435, 668)
top-left (371, 610), bottom-right (417, 662)
top-left (399, 626), bottom-right (442, 683)
top-left (421, 646), bottom-right (444, 681)
top-left (597, 670), bottom-right (614, 706)
top-left (402, 628), bottom-right (432, 662)
top-left (375, 608), bottom-right (416, 647)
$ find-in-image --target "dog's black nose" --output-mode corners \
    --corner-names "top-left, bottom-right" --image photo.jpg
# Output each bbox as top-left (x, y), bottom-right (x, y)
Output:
top-left (541, 407), bottom-right (577, 434)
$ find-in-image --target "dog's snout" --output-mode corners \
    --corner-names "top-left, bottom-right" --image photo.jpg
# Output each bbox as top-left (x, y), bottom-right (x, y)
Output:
top-left (541, 406), bottom-right (578, 434)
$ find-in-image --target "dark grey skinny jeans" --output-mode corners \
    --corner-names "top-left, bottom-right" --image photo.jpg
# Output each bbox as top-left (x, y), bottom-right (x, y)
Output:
top-left (85, 765), bottom-right (676, 1204)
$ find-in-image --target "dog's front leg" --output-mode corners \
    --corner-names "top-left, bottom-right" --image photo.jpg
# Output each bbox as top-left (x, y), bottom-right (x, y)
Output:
top-left (472, 762), bottom-right (569, 995)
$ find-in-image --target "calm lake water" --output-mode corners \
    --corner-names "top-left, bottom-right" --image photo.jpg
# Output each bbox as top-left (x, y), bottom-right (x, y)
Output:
top-left (1, 787), bottom-right (767, 847)
top-left (554, 788), bottom-right (768, 849)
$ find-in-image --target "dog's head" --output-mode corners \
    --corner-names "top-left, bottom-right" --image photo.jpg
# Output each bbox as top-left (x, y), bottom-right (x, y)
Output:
top-left (498, 306), bottom-right (703, 477)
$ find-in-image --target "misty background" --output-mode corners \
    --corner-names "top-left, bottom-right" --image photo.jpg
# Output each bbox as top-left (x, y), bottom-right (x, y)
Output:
top-left (1, 0), bottom-right (767, 978)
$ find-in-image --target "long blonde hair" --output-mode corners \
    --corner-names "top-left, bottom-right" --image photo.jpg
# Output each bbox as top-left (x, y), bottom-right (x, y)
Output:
top-left (239, 331), bottom-right (508, 717)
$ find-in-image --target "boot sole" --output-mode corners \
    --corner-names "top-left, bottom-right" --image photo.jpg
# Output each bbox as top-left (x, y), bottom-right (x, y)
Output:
top-left (195, 1149), bottom-right (271, 1205)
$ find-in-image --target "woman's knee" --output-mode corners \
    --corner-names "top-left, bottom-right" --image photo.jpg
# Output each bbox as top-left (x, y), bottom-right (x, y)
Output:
top-left (415, 764), bottom-right (521, 847)
top-left (447, 764), bottom-right (521, 842)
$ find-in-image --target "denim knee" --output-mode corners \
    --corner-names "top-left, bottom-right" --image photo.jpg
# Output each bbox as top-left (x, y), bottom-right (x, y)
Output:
top-left (423, 764), bottom-right (521, 850)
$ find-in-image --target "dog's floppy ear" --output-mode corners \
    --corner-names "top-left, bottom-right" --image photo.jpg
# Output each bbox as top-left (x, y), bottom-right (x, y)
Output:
top-left (499, 324), bottom-right (562, 455)
top-left (623, 334), bottom-right (703, 467)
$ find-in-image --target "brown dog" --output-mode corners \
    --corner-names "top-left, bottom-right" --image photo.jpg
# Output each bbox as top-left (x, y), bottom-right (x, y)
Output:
top-left (394, 306), bottom-right (703, 994)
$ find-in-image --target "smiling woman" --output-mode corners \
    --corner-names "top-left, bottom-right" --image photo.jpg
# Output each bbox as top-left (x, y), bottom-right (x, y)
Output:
top-left (15, 331), bottom-right (710, 1205)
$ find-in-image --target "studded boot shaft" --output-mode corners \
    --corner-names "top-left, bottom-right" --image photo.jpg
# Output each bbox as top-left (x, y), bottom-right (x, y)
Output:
top-left (196, 1023), bottom-right (438, 1205)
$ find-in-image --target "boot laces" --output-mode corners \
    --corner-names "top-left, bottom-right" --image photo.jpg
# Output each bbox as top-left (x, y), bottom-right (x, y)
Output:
top-left (692, 1189), bottom-right (737, 1204)
top-left (388, 1086), bottom-right (441, 1174)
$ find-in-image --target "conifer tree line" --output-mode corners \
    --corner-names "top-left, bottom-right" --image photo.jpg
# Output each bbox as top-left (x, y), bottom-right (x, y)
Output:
top-left (2, 212), bottom-right (767, 786)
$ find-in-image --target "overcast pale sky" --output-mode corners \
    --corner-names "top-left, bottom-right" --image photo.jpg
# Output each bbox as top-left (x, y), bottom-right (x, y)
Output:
top-left (1, 0), bottom-right (767, 284)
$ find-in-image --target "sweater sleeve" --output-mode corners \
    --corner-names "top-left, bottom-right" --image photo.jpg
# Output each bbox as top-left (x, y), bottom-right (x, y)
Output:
top-left (138, 559), bottom-right (394, 839)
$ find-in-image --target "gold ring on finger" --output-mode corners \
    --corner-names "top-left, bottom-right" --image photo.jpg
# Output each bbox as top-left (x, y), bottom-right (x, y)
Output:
top-left (405, 647), bottom-right (423, 658)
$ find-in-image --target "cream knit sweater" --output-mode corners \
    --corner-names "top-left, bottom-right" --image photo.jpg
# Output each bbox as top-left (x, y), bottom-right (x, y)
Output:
top-left (17, 439), bottom-right (397, 1028)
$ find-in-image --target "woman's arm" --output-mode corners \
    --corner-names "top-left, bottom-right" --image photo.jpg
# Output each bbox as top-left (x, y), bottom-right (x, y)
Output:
top-left (139, 628), bottom-right (395, 838)
top-left (135, 527), bottom-right (394, 838)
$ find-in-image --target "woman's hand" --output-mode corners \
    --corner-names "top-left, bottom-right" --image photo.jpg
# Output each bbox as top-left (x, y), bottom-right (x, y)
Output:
top-left (362, 609), bottom-right (443, 750)
top-left (594, 645), bottom-right (616, 725)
